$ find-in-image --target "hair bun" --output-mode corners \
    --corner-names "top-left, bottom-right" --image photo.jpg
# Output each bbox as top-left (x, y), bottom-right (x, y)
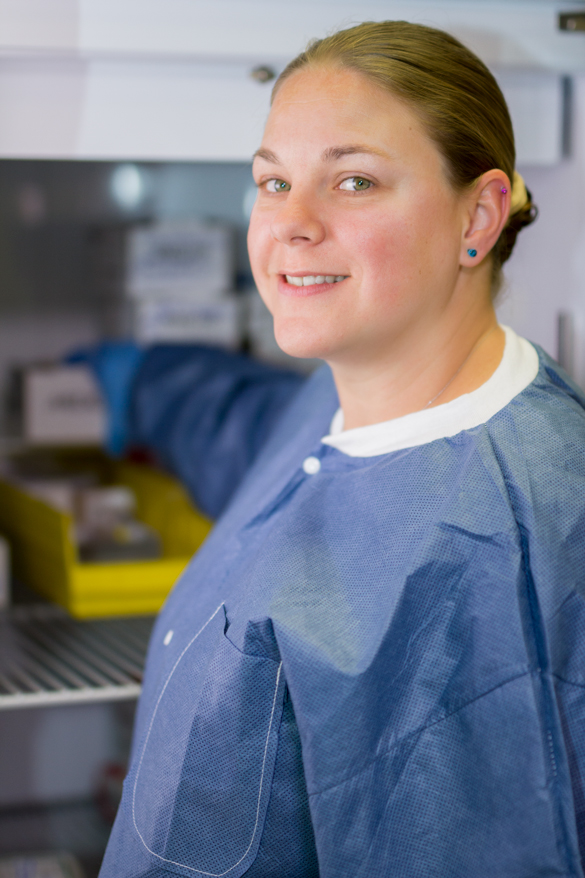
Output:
top-left (510, 171), bottom-right (528, 215)
top-left (500, 186), bottom-right (538, 264)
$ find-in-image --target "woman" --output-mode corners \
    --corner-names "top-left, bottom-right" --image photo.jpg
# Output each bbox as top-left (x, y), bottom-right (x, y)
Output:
top-left (99, 21), bottom-right (585, 878)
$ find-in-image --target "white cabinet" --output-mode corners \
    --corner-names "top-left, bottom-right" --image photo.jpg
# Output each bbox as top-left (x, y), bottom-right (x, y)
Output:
top-left (0, 0), bottom-right (583, 69)
top-left (0, 55), bottom-right (273, 161)
top-left (0, 0), bottom-right (583, 162)
top-left (496, 71), bottom-right (567, 165)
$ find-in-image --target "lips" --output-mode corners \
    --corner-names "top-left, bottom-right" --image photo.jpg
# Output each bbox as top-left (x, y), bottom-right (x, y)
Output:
top-left (285, 274), bottom-right (347, 287)
top-left (277, 274), bottom-right (348, 298)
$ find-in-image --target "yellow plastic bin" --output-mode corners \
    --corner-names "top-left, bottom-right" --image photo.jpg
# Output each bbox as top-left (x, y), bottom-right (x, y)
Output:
top-left (0, 462), bottom-right (212, 618)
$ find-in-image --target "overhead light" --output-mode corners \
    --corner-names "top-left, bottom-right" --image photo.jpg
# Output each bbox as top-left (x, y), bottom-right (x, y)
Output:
top-left (110, 164), bottom-right (146, 210)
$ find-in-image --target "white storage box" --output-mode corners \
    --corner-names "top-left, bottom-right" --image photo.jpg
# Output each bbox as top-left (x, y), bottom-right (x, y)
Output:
top-left (23, 365), bottom-right (107, 445)
top-left (126, 221), bottom-right (234, 301)
top-left (134, 297), bottom-right (243, 346)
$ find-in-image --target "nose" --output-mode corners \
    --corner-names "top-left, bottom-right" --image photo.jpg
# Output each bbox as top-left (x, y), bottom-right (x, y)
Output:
top-left (270, 191), bottom-right (325, 247)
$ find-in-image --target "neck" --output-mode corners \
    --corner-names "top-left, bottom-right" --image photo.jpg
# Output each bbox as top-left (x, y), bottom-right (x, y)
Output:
top-left (327, 284), bottom-right (504, 432)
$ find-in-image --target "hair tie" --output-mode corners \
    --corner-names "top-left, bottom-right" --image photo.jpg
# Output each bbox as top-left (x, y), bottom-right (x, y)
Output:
top-left (510, 171), bottom-right (529, 215)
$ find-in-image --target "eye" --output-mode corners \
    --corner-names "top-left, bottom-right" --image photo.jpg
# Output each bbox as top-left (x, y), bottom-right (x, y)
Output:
top-left (264, 178), bottom-right (291, 193)
top-left (339, 176), bottom-right (372, 192)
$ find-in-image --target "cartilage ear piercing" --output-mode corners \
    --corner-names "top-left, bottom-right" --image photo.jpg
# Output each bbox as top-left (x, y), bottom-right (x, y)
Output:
top-left (501, 187), bottom-right (508, 194)
top-left (467, 249), bottom-right (477, 257)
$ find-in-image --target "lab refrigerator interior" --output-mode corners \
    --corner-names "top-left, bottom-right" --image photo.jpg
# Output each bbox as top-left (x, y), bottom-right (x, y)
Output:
top-left (0, 158), bottom-right (262, 877)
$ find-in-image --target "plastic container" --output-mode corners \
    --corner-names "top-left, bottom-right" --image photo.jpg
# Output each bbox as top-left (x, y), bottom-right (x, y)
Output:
top-left (0, 462), bottom-right (211, 618)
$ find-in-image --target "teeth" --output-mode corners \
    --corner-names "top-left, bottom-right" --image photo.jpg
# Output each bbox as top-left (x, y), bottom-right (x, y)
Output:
top-left (285, 275), bottom-right (347, 286)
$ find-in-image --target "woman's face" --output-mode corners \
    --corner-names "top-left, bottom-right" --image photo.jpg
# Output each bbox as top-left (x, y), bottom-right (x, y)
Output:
top-left (248, 66), bottom-right (468, 366)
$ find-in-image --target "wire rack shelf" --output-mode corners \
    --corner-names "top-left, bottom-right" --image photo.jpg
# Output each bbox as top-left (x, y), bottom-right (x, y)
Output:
top-left (0, 605), bottom-right (154, 710)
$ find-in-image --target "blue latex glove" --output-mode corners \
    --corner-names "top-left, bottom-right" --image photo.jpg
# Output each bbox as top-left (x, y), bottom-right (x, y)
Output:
top-left (67, 341), bottom-right (145, 455)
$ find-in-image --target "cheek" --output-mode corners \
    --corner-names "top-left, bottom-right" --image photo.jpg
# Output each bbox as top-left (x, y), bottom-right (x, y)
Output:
top-left (247, 212), bottom-right (277, 316)
top-left (247, 210), bottom-right (272, 278)
top-left (346, 200), bottom-right (457, 290)
top-left (246, 214), bottom-right (260, 268)
top-left (342, 212), bottom-right (417, 288)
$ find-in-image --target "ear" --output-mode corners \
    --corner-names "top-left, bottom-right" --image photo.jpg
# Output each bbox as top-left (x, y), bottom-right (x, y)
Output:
top-left (460, 169), bottom-right (512, 267)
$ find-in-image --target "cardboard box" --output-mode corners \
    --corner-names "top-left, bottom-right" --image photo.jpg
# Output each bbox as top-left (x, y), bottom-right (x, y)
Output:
top-left (23, 365), bottom-right (106, 445)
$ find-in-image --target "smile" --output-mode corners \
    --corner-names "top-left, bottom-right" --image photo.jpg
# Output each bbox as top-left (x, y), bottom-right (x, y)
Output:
top-left (285, 275), bottom-right (347, 287)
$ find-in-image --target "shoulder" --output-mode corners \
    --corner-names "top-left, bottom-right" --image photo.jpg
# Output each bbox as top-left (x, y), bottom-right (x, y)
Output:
top-left (477, 343), bottom-right (585, 616)
top-left (479, 341), bottom-right (585, 506)
top-left (489, 342), bottom-right (585, 455)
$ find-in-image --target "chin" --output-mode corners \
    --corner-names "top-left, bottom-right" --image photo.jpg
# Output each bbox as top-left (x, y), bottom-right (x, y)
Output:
top-left (273, 319), bottom-right (334, 361)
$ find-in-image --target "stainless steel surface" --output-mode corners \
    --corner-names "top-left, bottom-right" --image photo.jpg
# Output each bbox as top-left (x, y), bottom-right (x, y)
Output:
top-left (0, 605), bottom-right (154, 710)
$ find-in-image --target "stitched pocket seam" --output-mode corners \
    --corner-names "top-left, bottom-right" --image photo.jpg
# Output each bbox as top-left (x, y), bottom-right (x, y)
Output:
top-left (132, 602), bottom-right (283, 876)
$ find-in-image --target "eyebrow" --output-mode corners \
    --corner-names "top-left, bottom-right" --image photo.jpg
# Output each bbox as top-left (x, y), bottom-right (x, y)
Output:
top-left (321, 144), bottom-right (389, 161)
top-left (252, 147), bottom-right (279, 163)
top-left (252, 144), bottom-right (389, 164)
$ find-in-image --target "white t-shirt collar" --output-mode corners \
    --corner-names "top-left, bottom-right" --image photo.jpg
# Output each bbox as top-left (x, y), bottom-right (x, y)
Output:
top-left (321, 325), bottom-right (538, 458)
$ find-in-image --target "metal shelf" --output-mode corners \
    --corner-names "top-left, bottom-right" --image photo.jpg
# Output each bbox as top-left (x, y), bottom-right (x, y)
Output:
top-left (0, 605), bottom-right (154, 710)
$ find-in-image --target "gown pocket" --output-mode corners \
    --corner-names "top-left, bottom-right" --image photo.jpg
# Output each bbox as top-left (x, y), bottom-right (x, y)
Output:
top-left (132, 605), bottom-right (285, 877)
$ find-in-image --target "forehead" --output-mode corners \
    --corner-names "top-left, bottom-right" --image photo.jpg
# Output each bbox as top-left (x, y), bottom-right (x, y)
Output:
top-left (260, 65), bottom-right (434, 161)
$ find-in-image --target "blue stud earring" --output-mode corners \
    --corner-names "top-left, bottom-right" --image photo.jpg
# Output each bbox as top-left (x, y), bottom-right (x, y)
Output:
top-left (467, 248), bottom-right (477, 257)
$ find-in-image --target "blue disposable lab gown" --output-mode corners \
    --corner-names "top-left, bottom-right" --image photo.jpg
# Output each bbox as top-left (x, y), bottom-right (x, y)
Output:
top-left (99, 343), bottom-right (585, 878)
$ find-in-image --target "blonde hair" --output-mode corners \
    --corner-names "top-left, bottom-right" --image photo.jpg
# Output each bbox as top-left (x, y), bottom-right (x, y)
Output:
top-left (273, 21), bottom-right (537, 292)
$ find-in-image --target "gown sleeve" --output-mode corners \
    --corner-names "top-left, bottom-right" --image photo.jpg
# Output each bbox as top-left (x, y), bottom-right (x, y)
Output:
top-left (128, 345), bottom-right (305, 519)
